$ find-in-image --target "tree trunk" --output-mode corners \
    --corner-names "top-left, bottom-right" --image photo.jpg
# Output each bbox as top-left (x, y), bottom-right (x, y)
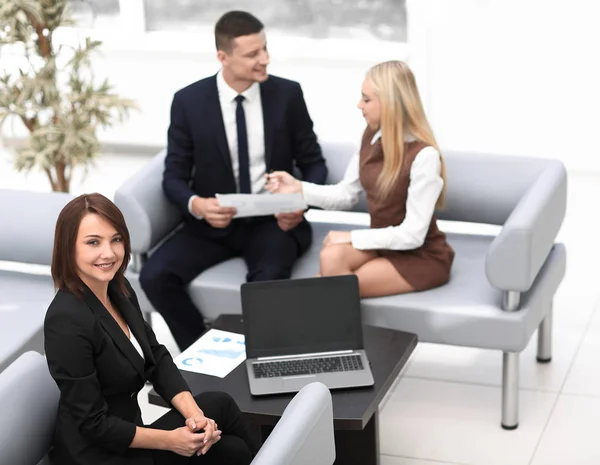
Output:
top-left (54, 161), bottom-right (70, 193)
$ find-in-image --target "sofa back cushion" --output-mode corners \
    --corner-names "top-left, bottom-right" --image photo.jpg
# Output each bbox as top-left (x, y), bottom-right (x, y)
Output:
top-left (0, 189), bottom-right (74, 266)
top-left (319, 142), bottom-right (565, 226)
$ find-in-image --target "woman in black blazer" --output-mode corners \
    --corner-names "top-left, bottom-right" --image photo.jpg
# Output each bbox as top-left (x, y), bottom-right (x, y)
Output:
top-left (44, 193), bottom-right (257, 465)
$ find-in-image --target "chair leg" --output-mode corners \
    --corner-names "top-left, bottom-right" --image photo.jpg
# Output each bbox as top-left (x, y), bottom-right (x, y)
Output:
top-left (502, 351), bottom-right (519, 430)
top-left (537, 305), bottom-right (553, 363)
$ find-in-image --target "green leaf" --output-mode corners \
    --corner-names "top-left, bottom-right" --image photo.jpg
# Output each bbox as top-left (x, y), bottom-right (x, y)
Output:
top-left (1, 0), bottom-right (137, 191)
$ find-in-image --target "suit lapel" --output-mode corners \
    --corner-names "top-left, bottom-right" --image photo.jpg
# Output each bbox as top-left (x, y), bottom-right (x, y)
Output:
top-left (109, 283), bottom-right (154, 367)
top-left (207, 75), bottom-right (235, 179)
top-left (260, 80), bottom-right (276, 171)
top-left (83, 284), bottom-right (145, 378)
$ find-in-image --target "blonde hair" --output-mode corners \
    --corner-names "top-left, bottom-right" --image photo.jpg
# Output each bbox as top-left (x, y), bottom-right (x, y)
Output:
top-left (366, 60), bottom-right (446, 207)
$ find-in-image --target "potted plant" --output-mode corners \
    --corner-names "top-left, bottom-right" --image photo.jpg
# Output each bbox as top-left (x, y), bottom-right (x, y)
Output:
top-left (0, 0), bottom-right (136, 192)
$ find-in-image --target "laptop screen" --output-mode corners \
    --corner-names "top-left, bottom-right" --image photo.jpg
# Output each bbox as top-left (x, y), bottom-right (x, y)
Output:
top-left (241, 275), bottom-right (363, 358)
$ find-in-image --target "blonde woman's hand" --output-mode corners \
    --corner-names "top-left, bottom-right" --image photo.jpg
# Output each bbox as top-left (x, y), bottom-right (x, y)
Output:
top-left (323, 231), bottom-right (352, 247)
top-left (265, 171), bottom-right (302, 194)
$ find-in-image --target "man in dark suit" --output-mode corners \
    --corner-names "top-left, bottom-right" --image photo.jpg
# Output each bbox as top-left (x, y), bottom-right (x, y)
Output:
top-left (140, 11), bottom-right (328, 351)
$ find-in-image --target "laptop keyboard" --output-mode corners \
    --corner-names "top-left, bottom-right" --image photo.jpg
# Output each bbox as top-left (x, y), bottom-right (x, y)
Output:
top-left (253, 354), bottom-right (364, 378)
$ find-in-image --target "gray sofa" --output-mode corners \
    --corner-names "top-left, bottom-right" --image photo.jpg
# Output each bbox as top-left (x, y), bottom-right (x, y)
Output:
top-left (0, 189), bottom-right (73, 372)
top-left (115, 142), bottom-right (567, 429)
top-left (0, 352), bottom-right (334, 465)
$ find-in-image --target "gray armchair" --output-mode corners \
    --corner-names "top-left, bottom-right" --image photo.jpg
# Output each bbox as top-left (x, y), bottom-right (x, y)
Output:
top-left (115, 143), bottom-right (567, 429)
top-left (0, 353), bottom-right (334, 465)
top-left (0, 189), bottom-right (73, 372)
top-left (0, 351), bottom-right (59, 464)
top-left (251, 382), bottom-right (335, 465)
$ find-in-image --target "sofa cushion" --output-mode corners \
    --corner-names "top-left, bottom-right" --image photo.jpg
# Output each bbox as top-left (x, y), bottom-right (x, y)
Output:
top-left (127, 223), bottom-right (565, 353)
top-left (0, 271), bottom-right (55, 372)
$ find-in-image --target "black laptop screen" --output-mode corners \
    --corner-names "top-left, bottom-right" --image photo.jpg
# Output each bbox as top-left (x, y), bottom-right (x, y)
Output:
top-left (241, 275), bottom-right (363, 358)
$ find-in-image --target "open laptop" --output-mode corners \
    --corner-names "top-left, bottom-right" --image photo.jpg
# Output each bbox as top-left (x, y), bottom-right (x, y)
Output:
top-left (241, 275), bottom-right (375, 396)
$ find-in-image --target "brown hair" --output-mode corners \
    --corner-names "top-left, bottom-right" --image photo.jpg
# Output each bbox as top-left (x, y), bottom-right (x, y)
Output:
top-left (215, 11), bottom-right (264, 53)
top-left (51, 193), bottom-right (131, 298)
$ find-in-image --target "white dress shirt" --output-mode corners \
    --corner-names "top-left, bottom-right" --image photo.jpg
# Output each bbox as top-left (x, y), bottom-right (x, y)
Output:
top-left (302, 130), bottom-right (444, 251)
top-left (188, 70), bottom-right (267, 217)
top-left (127, 325), bottom-right (144, 360)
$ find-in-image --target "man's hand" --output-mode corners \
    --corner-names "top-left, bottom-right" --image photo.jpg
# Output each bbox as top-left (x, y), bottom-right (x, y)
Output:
top-left (275, 209), bottom-right (304, 231)
top-left (192, 197), bottom-right (237, 229)
top-left (323, 230), bottom-right (352, 247)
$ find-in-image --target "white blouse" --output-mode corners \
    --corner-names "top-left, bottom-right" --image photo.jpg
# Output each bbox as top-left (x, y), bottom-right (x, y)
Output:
top-left (128, 325), bottom-right (144, 360)
top-left (301, 130), bottom-right (444, 251)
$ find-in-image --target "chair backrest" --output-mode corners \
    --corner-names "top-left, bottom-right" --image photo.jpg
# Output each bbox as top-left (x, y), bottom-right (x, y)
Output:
top-left (0, 351), bottom-right (59, 465)
top-left (251, 382), bottom-right (335, 465)
top-left (0, 189), bottom-right (74, 266)
top-left (114, 150), bottom-right (183, 255)
top-left (116, 142), bottom-right (566, 255)
top-left (319, 141), bottom-right (566, 226)
top-left (319, 140), bottom-right (370, 214)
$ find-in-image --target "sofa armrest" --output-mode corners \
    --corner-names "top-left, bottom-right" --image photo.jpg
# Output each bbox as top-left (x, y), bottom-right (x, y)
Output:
top-left (114, 150), bottom-right (182, 255)
top-left (485, 160), bottom-right (567, 292)
top-left (251, 382), bottom-right (335, 465)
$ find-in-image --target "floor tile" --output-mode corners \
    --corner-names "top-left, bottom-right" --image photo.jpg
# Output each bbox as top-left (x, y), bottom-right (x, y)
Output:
top-left (404, 292), bottom-right (593, 392)
top-left (562, 305), bottom-right (600, 397)
top-left (380, 378), bottom-right (557, 465)
top-left (530, 394), bottom-right (600, 465)
top-left (137, 383), bottom-right (170, 425)
top-left (381, 456), bottom-right (464, 465)
top-left (150, 311), bottom-right (181, 358)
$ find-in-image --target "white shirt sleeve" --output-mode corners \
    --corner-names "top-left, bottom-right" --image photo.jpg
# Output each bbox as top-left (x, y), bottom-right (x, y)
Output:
top-left (300, 151), bottom-right (363, 210)
top-left (350, 146), bottom-right (443, 250)
top-left (188, 195), bottom-right (203, 219)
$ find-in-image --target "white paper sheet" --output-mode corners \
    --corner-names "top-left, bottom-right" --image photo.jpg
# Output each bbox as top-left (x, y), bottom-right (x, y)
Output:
top-left (173, 329), bottom-right (246, 378)
top-left (216, 193), bottom-right (307, 218)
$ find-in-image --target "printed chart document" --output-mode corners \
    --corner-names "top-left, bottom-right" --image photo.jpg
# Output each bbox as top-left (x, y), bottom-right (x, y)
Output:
top-left (174, 329), bottom-right (246, 378)
top-left (216, 193), bottom-right (307, 218)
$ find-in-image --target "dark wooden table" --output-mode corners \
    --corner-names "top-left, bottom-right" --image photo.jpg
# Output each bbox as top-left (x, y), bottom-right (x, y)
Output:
top-left (149, 314), bottom-right (417, 465)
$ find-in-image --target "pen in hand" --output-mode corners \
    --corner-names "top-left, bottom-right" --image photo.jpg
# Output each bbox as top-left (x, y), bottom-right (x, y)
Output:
top-left (265, 169), bottom-right (279, 193)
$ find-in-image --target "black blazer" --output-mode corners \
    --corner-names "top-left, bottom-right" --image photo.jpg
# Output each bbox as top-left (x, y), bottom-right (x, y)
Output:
top-left (162, 74), bottom-right (328, 244)
top-left (44, 279), bottom-right (189, 465)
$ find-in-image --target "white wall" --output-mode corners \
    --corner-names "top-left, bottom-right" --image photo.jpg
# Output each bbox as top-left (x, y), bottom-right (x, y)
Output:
top-left (2, 0), bottom-right (599, 172)
top-left (1, 29), bottom-right (402, 150)
top-left (411, 0), bottom-right (600, 172)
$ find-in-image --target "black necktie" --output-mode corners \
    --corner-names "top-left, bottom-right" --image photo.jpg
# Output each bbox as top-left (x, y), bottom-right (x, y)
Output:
top-left (235, 95), bottom-right (251, 194)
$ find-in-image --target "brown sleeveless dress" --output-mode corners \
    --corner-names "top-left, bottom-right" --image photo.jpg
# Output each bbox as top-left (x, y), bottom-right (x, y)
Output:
top-left (359, 127), bottom-right (455, 291)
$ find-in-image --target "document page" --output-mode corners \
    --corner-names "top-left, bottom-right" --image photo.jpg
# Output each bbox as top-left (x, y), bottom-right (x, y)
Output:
top-left (174, 329), bottom-right (246, 378)
top-left (216, 193), bottom-right (307, 218)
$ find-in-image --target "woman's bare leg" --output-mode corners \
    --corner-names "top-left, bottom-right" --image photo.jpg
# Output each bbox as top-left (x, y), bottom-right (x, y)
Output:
top-left (319, 243), bottom-right (377, 276)
top-left (354, 258), bottom-right (415, 297)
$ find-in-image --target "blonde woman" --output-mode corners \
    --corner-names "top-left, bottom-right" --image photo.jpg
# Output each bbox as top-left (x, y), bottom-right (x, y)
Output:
top-left (266, 60), bottom-right (454, 298)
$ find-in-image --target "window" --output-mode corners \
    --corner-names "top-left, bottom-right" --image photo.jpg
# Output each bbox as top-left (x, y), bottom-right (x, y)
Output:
top-left (69, 0), bottom-right (120, 29)
top-left (88, 0), bottom-right (120, 16)
top-left (143, 0), bottom-right (406, 42)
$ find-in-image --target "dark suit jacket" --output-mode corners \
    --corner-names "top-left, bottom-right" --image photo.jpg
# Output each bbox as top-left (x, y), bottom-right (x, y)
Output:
top-left (44, 279), bottom-right (189, 465)
top-left (162, 74), bottom-right (328, 245)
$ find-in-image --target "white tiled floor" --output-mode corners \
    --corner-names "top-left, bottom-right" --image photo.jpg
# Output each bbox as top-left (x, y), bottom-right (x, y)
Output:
top-left (2, 143), bottom-right (600, 464)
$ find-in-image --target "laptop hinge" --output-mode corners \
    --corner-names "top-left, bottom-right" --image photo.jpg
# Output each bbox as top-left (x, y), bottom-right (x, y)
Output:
top-left (255, 350), bottom-right (354, 362)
